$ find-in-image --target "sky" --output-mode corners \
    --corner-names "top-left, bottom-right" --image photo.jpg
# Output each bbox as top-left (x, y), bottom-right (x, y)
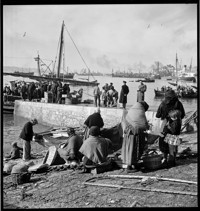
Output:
top-left (3, 4), bottom-right (198, 74)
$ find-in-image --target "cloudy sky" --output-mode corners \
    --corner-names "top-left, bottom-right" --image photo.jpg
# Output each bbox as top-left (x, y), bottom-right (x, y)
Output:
top-left (3, 4), bottom-right (197, 73)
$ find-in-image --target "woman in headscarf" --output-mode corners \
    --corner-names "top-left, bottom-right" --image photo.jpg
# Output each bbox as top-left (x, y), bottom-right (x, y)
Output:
top-left (58, 128), bottom-right (83, 164)
top-left (121, 101), bottom-right (150, 173)
top-left (156, 89), bottom-right (185, 167)
top-left (79, 126), bottom-right (112, 168)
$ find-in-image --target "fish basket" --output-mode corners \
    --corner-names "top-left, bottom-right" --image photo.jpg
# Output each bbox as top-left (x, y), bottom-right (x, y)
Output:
top-left (11, 173), bottom-right (31, 185)
top-left (142, 154), bottom-right (162, 170)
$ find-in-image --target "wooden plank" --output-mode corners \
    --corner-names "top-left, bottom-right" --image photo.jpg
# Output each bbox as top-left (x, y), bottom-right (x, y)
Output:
top-left (181, 110), bottom-right (197, 131)
top-left (83, 182), bottom-right (197, 196)
top-left (106, 175), bottom-right (197, 185)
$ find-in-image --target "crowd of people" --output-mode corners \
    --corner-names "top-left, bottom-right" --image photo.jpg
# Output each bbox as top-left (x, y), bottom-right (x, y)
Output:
top-left (92, 80), bottom-right (131, 109)
top-left (6, 88), bottom-right (186, 175)
top-left (3, 80), bottom-right (80, 104)
top-left (93, 82), bottom-right (119, 107)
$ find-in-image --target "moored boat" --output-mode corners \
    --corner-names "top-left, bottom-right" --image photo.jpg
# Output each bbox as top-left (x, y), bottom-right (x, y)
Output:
top-left (154, 88), bottom-right (197, 99)
top-left (3, 105), bottom-right (14, 113)
top-left (180, 91), bottom-right (197, 98)
top-left (3, 101), bottom-right (15, 113)
top-left (154, 89), bottom-right (165, 97)
top-left (136, 78), bottom-right (155, 83)
top-left (142, 77), bottom-right (155, 82)
top-left (152, 74), bottom-right (161, 79)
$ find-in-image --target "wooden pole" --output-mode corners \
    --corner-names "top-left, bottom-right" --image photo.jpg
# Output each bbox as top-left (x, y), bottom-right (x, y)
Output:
top-left (83, 182), bottom-right (197, 196)
top-left (106, 175), bottom-right (197, 185)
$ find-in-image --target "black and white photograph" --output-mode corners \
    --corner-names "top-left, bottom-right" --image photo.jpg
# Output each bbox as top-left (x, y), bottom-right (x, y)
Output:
top-left (2, 2), bottom-right (198, 208)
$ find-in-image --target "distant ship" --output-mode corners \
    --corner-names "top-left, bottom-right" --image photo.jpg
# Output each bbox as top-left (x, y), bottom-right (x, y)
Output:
top-left (14, 71), bottom-right (34, 76)
top-left (178, 71), bottom-right (196, 83)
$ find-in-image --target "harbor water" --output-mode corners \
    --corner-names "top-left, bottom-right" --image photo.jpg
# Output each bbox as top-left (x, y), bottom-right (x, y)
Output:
top-left (3, 75), bottom-right (197, 129)
top-left (73, 75), bottom-right (197, 112)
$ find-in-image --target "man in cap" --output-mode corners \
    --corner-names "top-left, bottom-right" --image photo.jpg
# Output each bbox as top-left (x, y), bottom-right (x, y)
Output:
top-left (19, 118), bottom-right (38, 161)
top-left (79, 126), bottom-right (112, 167)
top-left (119, 81), bottom-right (129, 109)
top-left (83, 107), bottom-right (104, 140)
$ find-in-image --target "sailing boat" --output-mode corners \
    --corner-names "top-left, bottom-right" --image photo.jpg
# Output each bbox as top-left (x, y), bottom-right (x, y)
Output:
top-left (3, 21), bottom-right (98, 86)
top-left (154, 53), bottom-right (197, 98)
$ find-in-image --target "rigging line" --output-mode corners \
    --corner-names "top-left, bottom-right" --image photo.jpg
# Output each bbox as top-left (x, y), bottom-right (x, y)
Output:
top-left (40, 59), bottom-right (53, 75)
top-left (53, 29), bottom-right (62, 75)
top-left (64, 25), bottom-right (96, 81)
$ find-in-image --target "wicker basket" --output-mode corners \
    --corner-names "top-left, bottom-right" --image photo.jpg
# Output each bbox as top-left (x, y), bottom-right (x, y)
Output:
top-left (142, 154), bottom-right (162, 170)
top-left (11, 173), bottom-right (31, 185)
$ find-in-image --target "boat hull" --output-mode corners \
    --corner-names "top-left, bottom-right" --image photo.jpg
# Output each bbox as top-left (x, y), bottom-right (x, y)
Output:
top-left (181, 92), bottom-right (197, 98)
top-left (154, 89), bottom-right (197, 99)
top-left (179, 77), bottom-right (196, 83)
top-left (3, 105), bottom-right (14, 113)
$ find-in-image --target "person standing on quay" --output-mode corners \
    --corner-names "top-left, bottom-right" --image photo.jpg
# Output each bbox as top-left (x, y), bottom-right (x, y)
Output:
top-left (119, 81), bottom-right (129, 109)
top-left (19, 118), bottom-right (38, 161)
top-left (137, 81), bottom-right (147, 102)
top-left (93, 83), bottom-right (101, 107)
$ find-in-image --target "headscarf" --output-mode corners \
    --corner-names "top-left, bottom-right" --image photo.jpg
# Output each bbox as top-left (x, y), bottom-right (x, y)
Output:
top-left (125, 102), bottom-right (149, 131)
top-left (140, 101), bottom-right (149, 112)
top-left (164, 90), bottom-right (178, 104)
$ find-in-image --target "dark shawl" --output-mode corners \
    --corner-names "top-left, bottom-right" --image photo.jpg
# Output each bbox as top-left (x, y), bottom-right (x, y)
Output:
top-left (79, 136), bottom-right (111, 164)
top-left (156, 90), bottom-right (185, 120)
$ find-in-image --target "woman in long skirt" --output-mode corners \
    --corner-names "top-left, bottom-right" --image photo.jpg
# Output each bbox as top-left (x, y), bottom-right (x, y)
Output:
top-left (121, 101), bottom-right (149, 173)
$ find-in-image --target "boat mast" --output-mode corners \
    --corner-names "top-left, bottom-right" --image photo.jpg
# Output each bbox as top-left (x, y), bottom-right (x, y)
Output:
top-left (34, 52), bottom-right (41, 76)
top-left (189, 57), bottom-right (193, 71)
top-left (57, 21), bottom-right (65, 78)
top-left (175, 53), bottom-right (178, 84)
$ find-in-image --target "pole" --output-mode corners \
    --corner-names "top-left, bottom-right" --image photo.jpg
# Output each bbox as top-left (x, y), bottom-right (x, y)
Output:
top-left (57, 21), bottom-right (65, 78)
top-left (176, 53), bottom-right (178, 85)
